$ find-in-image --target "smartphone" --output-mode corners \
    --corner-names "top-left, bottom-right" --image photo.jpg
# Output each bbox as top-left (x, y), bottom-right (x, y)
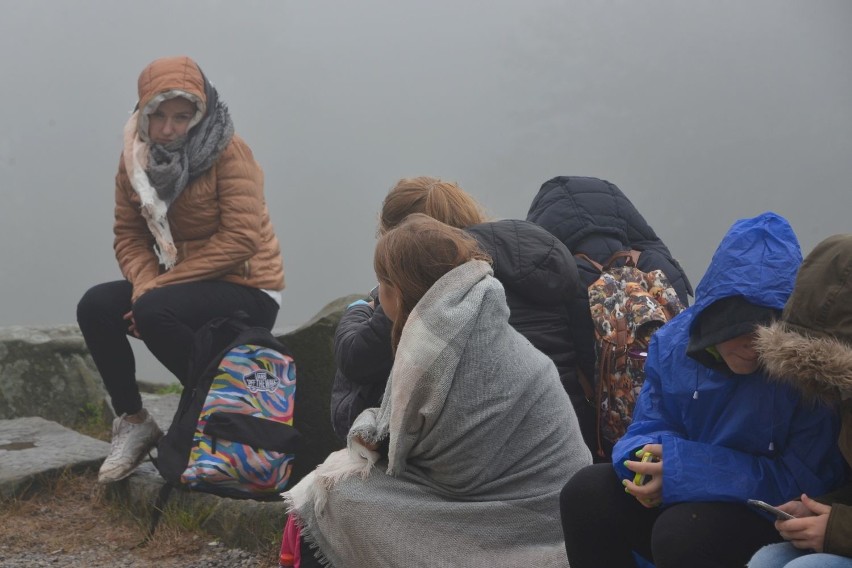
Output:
top-left (369, 285), bottom-right (380, 304)
top-left (747, 499), bottom-right (796, 521)
top-left (632, 451), bottom-right (657, 486)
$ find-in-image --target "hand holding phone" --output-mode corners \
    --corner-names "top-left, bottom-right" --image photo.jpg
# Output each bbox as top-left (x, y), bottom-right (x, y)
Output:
top-left (633, 451), bottom-right (658, 486)
top-left (747, 499), bottom-right (796, 521)
top-left (623, 446), bottom-right (663, 508)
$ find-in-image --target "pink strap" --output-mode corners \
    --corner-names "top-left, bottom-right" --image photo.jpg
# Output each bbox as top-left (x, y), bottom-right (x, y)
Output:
top-left (279, 515), bottom-right (302, 568)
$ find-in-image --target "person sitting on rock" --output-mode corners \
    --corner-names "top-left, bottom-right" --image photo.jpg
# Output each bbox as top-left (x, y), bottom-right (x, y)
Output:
top-left (331, 176), bottom-right (587, 447)
top-left (76, 55), bottom-right (284, 484)
top-left (748, 234), bottom-right (852, 568)
top-left (559, 212), bottom-right (847, 568)
top-left (286, 214), bottom-right (590, 567)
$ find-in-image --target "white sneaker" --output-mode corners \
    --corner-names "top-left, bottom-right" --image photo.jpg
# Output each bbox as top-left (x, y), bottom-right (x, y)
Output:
top-left (98, 410), bottom-right (163, 483)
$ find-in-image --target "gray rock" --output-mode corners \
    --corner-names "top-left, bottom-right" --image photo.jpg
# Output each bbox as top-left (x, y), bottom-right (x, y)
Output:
top-left (0, 325), bottom-right (112, 430)
top-left (105, 462), bottom-right (289, 554)
top-left (141, 391), bottom-right (180, 431)
top-left (278, 294), bottom-right (362, 484)
top-left (0, 416), bottom-right (110, 499)
top-left (0, 294), bottom-right (364, 555)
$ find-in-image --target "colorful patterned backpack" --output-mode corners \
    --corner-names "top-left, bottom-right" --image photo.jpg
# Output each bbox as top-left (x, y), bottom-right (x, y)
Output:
top-left (576, 251), bottom-right (685, 457)
top-left (154, 317), bottom-right (301, 499)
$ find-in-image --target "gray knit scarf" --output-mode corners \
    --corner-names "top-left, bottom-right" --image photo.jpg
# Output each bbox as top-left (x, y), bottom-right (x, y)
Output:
top-left (145, 74), bottom-right (234, 206)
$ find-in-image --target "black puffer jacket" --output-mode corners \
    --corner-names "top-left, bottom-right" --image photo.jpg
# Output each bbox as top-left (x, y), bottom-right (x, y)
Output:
top-left (330, 219), bottom-right (583, 441)
top-left (466, 219), bottom-right (579, 391)
top-left (526, 176), bottom-right (693, 382)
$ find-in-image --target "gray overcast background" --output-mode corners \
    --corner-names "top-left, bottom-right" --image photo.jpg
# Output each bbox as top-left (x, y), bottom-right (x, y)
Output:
top-left (1, 1), bottom-right (850, 381)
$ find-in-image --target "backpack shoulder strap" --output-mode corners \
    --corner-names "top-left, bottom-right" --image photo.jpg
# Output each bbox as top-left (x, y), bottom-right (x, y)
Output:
top-left (602, 249), bottom-right (642, 270)
top-left (574, 253), bottom-right (604, 273)
top-left (138, 482), bottom-right (175, 546)
top-left (230, 326), bottom-right (292, 357)
top-left (576, 366), bottom-right (595, 402)
top-left (186, 315), bottom-right (258, 388)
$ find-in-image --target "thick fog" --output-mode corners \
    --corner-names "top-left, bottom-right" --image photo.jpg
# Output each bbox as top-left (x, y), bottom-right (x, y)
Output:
top-left (1, 1), bottom-right (850, 381)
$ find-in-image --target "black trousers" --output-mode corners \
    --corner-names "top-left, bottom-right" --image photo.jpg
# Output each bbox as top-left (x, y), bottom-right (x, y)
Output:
top-left (560, 463), bottom-right (782, 568)
top-left (77, 279), bottom-right (279, 416)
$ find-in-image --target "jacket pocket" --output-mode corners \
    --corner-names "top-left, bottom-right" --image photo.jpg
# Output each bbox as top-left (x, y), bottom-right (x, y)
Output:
top-left (203, 412), bottom-right (302, 453)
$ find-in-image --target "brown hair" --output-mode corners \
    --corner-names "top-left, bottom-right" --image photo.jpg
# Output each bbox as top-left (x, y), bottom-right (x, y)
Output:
top-left (374, 213), bottom-right (491, 351)
top-left (378, 176), bottom-right (487, 235)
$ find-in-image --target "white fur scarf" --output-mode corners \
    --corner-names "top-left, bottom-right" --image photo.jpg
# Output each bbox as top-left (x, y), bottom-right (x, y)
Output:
top-left (122, 111), bottom-right (178, 270)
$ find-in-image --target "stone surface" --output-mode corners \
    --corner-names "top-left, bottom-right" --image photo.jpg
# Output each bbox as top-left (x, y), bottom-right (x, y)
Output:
top-left (1, 294), bottom-right (365, 553)
top-left (105, 462), bottom-right (289, 553)
top-left (0, 416), bottom-right (110, 498)
top-left (141, 391), bottom-right (180, 431)
top-left (278, 294), bottom-right (361, 484)
top-left (0, 325), bottom-right (112, 429)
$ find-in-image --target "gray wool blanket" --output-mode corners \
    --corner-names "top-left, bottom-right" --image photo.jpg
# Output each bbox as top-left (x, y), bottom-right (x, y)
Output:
top-left (284, 260), bottom-right (591, 567)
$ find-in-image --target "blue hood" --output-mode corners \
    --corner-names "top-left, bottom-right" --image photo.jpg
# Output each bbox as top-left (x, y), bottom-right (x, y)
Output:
top-left (691, 211), bottom-right (802, 317)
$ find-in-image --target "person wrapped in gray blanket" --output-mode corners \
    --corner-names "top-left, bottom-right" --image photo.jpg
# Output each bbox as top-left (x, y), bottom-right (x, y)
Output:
top-left (285, 214), bottom-right (592, 567)
top-left (331, 176), bottom-right (586, 448)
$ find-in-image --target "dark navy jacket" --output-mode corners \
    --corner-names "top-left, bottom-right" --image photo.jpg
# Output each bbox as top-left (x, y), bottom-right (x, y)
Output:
top-left (613, 212), bottom-right (847, 505)
top-left (330, 302), bottom-right (393, 440)
top-left (526, 176), bottom-right (693, 381)
top-left (467, 219), bottom-right (580, 392)
top-left (330, 219), bottom-right (581, 440)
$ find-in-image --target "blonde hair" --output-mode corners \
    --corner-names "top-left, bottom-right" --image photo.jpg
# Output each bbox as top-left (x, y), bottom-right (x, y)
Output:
top-left (379, 176), bottom-right (487, 235)
top-left (374, 213), bottom-right (491, 351)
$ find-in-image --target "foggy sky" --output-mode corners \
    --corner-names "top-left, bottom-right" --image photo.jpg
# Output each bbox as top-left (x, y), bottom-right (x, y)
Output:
top-left (1, 1), bottom-right (850, 381)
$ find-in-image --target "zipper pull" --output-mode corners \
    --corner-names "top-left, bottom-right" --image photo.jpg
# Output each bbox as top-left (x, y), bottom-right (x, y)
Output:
top-left (768, 441), bottom-right (774, 452)
top-left (692, 390), bottom-right (699, 400)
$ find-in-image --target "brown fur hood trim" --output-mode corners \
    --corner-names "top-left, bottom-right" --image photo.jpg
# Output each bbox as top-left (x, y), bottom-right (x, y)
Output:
top-left (756, 320), bottom-right (852, 401)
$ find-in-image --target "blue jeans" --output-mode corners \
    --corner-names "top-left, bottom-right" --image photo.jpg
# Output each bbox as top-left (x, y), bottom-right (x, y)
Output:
top-left (749, 542), bottom-right (852, 567)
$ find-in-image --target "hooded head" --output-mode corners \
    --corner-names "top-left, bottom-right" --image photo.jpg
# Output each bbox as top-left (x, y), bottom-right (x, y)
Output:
top-left (756, 234), bottom-right (852, 400)
top-left (684, 212), bottom-right (801, 373)
top-left (135, 56), bottom-right (207, 143)
top-left (687, 295), bottom-right (781, 372)
top-left (526, 176), bottom-right (656, 252)
top-left (525, 176), bottom-right (694, 298)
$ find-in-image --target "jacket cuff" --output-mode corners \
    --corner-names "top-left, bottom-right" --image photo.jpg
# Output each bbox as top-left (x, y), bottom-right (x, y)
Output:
top-left (824, 503), bottom-right (852, 557)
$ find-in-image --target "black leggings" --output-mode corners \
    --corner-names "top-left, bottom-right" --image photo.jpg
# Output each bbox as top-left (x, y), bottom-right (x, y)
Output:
top-left (77, 279), bottom-right (279, 416)
top-left (560, 463), bottom-right (783, 568)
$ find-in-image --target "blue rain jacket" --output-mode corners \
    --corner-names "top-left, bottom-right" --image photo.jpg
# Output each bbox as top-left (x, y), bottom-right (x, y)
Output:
top-left (613, 212), bottom-right (848, 506)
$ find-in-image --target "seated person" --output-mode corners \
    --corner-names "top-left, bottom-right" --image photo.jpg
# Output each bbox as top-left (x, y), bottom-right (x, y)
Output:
top-left (331, 176), bottom-right (584, 445)
top-left (748, 234), bottom-right (852, 567)
top-left (527, 175), bottom-right (692, 458)
top-left (286, 214), bottom-right (591, 567)
top-left (76, 56), bottom-right (284, 484)
top-left (559, 212), bottom-right (847, 568)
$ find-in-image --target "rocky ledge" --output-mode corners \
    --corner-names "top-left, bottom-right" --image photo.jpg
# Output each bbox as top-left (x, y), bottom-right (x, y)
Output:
top-left (0, 294), bottom-right (363, 553)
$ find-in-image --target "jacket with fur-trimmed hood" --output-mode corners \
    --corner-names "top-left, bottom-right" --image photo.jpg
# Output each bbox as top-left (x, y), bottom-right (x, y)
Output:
top-left (114, 55), bottom-right (284, 301)
top-left (756, 233), bottom-right (852, 558)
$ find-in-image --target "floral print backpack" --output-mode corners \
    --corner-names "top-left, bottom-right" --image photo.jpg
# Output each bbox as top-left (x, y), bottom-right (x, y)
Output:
top-left (576, 250), bottom-right (685, 457)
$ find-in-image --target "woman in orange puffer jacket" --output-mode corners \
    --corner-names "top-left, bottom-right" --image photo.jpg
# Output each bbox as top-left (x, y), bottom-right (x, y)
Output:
top-left (77, 55), bottom-right (285, 484)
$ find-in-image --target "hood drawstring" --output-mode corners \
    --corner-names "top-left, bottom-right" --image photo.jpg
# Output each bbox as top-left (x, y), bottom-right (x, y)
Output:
top-left (768, 385), bottom-right (776, 452)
